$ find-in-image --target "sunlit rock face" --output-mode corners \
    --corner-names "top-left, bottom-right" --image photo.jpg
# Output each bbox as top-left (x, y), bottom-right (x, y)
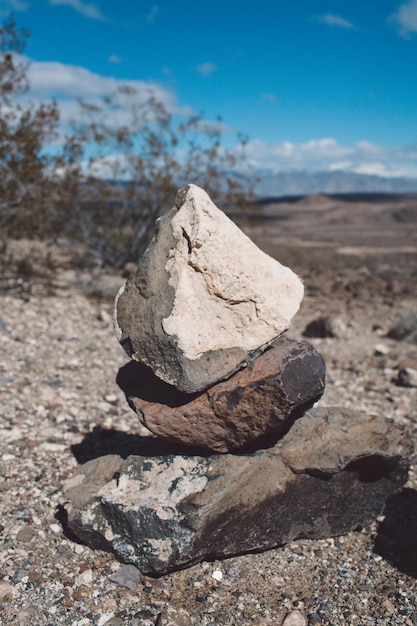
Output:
top-left (114, 184), bottom-right (304, 393)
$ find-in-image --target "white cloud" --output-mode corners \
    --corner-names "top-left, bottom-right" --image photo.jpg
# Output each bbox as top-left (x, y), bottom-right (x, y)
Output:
top-left (21, 58), bottom-right (185, 134)
top-left (352, 162), bottom-right (417, 178)
top-left (16, 56), bottom-right (417, 181)
top-left (27, 60), bottom-right (117, 98)
top-left (0, 0), bottom-right (28, 18)
top-left (146, 4), bottom-right (159, 24)
top-left (81, 155), bottom-right (132, 179)
top-left (0, 0), bottom-right (29, 13)
top-left (108, 54), bottom-right (122, 64)
top-left (261, 93), bottom-right (277, 103)
top-left (318, 14), bottom-right (354, 29)
top-left (27, 59), bottom-right (174, 103)
top-left (197, 62), bottom-right (217, 76)
top-left (49, 0), bottom-right (104, 20)
top-left (241, 138), bottom-right (417, 178)
top-left (390, 0), bottom-right (417, 36)
top-left (244, 137), bottom-right (353, 170)
top-left (54, 141), bottom-right (417, 182)
top-left (328, 161), bottom-right (353, 171)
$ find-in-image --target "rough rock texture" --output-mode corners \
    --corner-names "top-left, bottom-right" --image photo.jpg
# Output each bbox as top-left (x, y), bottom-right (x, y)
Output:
top-left (64, 407), bottom-right (412, 575)
top-left (114, 184), bottom-right (304, 393)
top-left (117, 336), bottom-right (325, 452)
top-left (387, 308), bottom-right (417, 343)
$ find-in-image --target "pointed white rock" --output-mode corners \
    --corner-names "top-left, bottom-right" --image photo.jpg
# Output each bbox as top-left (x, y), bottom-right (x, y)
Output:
top-left (115, 184), bottom-right (304, 393)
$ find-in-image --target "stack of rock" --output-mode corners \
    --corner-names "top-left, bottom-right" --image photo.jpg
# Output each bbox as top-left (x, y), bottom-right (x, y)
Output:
top-left (64, 185), bottom-right (412, 576)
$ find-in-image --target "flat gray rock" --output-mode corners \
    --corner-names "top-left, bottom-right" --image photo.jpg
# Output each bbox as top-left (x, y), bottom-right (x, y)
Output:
top-left (63, 407), bottom-right (412, 575)
top-left (117, 336), bottom-right (325, 452)
top-left (114, 184), bottom-right (304, 393)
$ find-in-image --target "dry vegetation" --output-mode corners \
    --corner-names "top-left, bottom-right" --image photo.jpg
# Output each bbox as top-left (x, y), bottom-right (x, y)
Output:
top-left (0, 14), bottom-right (254, 274)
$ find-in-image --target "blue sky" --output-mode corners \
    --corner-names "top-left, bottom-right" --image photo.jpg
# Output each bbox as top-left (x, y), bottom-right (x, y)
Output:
top-left (2, 0), bottom-right (417, 177)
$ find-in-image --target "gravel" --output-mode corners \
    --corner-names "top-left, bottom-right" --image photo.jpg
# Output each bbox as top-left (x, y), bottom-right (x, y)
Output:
top-left (0, 255), bottom-right (417, 625)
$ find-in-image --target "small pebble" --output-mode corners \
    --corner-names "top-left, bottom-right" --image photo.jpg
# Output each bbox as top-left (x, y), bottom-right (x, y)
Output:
top-left (50, 523), bottom-right (62, 534)
top-left (104, 393), bottom-right (118, 404)
top-left (0, 582), bottom-right (14, 603)
top-left (374, 343), bottom-right (389, 356)
top-left (282, 609), bottom-right (307, 626)
top-left (109, 564), bottom-right (142, 591)
top-left (16, 526), bottom-right (35, 543)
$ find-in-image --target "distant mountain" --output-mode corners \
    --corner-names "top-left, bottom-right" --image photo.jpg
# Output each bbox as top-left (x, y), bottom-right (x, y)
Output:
top-left (253, 170), bottom-right (417, 198)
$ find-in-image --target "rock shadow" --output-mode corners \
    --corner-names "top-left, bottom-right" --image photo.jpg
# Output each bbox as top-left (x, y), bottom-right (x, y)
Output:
top-left (71, 358), bottom-right (320, 465)
top-left (373, 487), bottom-right (417, 578)
top-left (55, 504), bottom-right (90, 547)
top-left (70, 362), bottom-right (215, 463)
top-left (71, 426), bottom-right (211, 464)
top-left (116, 360), bottom-right (201, 407)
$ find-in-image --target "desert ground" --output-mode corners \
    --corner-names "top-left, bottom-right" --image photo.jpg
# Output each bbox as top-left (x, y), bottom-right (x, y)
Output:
top-left (0, 192), bottom-right (417, 625)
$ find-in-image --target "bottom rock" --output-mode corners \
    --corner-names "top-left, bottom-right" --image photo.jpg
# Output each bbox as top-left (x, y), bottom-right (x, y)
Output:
top-left (63, 407), bottom-right (412, 575)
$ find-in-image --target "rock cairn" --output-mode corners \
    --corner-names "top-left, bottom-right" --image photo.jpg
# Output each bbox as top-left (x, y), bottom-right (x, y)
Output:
top-left (64, 185), bottom-right (413, 575)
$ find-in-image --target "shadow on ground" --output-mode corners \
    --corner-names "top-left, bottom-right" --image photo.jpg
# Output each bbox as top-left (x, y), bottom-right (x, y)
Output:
top-left (374, 487), bottom-right (417, 578)
top-left (70, 426), bottom-right (211, 464)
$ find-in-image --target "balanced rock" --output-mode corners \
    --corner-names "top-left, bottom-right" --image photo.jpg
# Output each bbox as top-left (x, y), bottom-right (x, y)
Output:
top-left (114, 184), bottom-right (304, 393)
top-left (117, 336), bottom-right (325, 452)
top-left (63, 407), bottom-right (412, 575)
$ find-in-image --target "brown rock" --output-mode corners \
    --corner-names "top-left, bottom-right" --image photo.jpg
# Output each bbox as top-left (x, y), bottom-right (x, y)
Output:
top-left (117, 336), bottom-right (325, 452)
top-left (0, 582), bottom-right (14, 603)
top-left (156, 607), bottom-right (192, 626)
top-left (16, 525), bottom-right (34, 543)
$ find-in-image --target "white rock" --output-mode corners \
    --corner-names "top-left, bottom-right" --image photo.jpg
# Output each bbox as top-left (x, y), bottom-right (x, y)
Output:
top-left (282, 610), bottom-right (307, 626)
top-left (374, 343), bottom-right (389, 356)
top-left (115, 185), bottom-right (304, 393)
top-left (211, 569), bottom-right (223, 581)
top-left (49, 523), bottom-right (62, 534)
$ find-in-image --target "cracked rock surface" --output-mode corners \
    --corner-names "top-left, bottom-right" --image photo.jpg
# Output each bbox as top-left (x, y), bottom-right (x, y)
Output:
top-left (64, 407), bottom-right (412, 575)
top-left (115, 184), bottom-right (304, 393)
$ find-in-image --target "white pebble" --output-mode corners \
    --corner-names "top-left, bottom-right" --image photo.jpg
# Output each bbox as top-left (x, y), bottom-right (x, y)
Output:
top-left (104, 394), bottom-right (118, 404)
top-left (282, 609), bottom-right (307, 626)
top-left (39, 443), bottom-right (67, 452)
top-left (50, 524), bottom-right (61, 534)
top-left (80, 569), bottom-right (93, 584)
top-left (211, 569), bottom-right (223, 582)
top-left (374, 343), bottom-right (389, 356)
top-left (97, 613), bottom-right (115, 626)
